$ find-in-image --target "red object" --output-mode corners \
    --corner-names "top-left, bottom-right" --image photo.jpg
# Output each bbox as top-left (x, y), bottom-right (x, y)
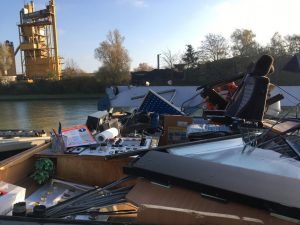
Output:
top-left (0, 190), bottom-right (7, 196)
top-left (204, 82), bottom-right (238, 110)
top-left (227, 82), bottom-right (238, 94)
top-left (206, 101), bottom-right (216, 110)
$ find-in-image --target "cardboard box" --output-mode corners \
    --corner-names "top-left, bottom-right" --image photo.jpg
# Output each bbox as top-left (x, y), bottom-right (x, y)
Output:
top-left (160, 115), bottom-right (193, 146)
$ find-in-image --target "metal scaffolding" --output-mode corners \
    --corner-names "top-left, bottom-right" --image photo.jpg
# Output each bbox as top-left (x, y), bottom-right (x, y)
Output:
top-left (18, 0), bottom-right (61, 80)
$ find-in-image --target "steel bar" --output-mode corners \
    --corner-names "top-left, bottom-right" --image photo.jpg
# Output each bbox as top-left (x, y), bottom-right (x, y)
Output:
top-left (46, 177), bottom-right (132, 218)
top-left (46, 176), bottom-right (132, 217)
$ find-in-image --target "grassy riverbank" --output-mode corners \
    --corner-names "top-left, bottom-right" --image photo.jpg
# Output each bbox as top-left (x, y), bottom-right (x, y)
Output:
top-left (0, 77), bottom-right (106, 96)
top-left (0, 93), bottom-right (103, 101)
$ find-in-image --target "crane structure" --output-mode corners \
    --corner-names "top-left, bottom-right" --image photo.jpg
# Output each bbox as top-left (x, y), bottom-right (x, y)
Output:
top-left (18, 0), bottom-right (62, 80)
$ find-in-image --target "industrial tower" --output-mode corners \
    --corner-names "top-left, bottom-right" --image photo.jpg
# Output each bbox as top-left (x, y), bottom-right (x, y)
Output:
top-left (18, 0), bottom-right (61, 80)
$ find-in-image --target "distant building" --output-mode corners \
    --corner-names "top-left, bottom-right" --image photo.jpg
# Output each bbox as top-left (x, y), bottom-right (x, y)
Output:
top-left (131, 68), bottom-right (185, 86)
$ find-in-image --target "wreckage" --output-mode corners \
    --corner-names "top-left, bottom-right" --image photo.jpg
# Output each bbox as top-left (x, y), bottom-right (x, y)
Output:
top-left (1, 55), bottom-right (300, 224)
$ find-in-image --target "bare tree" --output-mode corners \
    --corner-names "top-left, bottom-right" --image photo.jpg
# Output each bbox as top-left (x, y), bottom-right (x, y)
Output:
top-left (162, 49), bottom-right (179, 69)
top-left (267, 32), bottom-right (287, 57)
top-left (231, 29), bottom-right (260, 57)
top-left (0, 42), bottom-right (12, 76)
top-left (285, 34), bottom-right (300, 55)
top-left (63, 58), bottom-right (85, 77)
top-left (199, 33), bottom-right (229, 62)
top-left (95, 29), bottom-right (131, 83)
top-left (134, 62), bottom-right (153, 72)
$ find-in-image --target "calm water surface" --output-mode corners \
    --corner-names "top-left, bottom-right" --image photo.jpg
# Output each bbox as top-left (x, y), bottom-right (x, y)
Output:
top-left (0, 99), bottom-right (298, 133)
top-left (0, 99), bottom-right (98, 132)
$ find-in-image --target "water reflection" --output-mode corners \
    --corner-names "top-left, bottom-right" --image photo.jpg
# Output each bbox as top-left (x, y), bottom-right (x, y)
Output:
top-left (0, 100), bottom-right (298, 133)
top-left (0, 100), bottom-right (98, 132)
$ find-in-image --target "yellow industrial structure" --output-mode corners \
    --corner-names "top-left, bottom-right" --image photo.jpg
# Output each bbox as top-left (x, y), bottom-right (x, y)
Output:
top-left (18, 0), bottom-right (62, 80)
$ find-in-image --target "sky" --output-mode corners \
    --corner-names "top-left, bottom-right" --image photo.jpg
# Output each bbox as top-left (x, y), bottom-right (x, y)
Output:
top-left (0, 0), bottom-right (299, 73)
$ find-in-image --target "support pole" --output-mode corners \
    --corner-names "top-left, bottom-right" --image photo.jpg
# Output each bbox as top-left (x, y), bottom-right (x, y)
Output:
top-left (157, 54), bottom-right (160, 69)
top-left (50, 0), bottom-right (61, 80)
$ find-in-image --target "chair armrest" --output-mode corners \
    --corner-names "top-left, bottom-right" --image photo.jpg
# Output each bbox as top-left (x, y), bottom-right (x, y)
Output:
top-left (266, 94), bottom-right (284, 106)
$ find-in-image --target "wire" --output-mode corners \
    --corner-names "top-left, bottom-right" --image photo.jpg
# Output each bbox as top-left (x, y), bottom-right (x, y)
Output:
top-left (276, 85), bottom-right (300, 103)
top-left (180, 91), bottom-right (202, 112)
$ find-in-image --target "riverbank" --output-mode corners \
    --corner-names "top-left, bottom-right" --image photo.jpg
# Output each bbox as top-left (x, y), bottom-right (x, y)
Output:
top-left (0, 94), bottom-right (103, 101)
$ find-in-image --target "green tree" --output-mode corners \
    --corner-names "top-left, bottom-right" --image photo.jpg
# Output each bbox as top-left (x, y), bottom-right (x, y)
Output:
top-left (199, 33), bottom-right (229, 62)
top-left (182, 44), bottom-right (199, 68)
top-left (285, 34), bottom-right (300, 55)
top-left (0, 42), bottom-right (12, 76)
top-left (230, 29), bottom-right (260, 57)
top-left (94, 29), bottom-right (131, 84)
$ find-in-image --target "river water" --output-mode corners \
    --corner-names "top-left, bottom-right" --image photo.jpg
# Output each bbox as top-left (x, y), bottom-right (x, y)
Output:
top-left (0, 99), bottom-right (298, 133)
top-left (0, 99), bottom-right (99, 132)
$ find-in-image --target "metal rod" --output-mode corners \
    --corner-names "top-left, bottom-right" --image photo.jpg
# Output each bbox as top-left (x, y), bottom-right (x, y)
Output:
top-left (53, 199), bottom-right (127, 218)
top-left (46, 177), bottom-right (132, 217)
top-left (50, 0), bottom-right (61, 79)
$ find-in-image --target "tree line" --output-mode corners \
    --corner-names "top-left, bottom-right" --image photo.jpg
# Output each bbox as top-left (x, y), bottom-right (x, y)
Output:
top-left (93, 28), bottom-right (300, 86)
top-left (180, 29), bottom-right (300, 69)
top-left (1, 28), bottom-right (299, 86)
top-left (178, 29), bottom-right (300, 86)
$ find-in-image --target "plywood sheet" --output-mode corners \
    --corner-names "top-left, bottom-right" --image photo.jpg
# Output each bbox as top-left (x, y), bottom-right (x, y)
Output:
top-left (127, 180), bottom-right (295, 225)
top-left (137, 204), bottom-right (264, 225)
top-left (56, 156), bottom-right (132, 186)
top-left (263, 120), bottom-right (300, 134)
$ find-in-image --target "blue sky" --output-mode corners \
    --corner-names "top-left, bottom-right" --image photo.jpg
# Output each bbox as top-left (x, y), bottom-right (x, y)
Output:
top-left (1, 0), bottom-right (299, 73)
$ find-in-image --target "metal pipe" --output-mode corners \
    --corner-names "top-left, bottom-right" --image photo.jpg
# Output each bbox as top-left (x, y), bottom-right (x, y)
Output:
top-left (157, 54), bottom-right (160, 69)
top-left (53, 198), bottom-right (127, 218)
top-left (46, 177), bottom-right (132, 216)
top-left (49, 0), bottom-right (61, 79)
top-left (19, 10), bottom-right (24, 74)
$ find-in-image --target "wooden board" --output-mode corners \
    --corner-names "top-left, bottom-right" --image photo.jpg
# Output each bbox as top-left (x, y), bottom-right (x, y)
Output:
top-left (36, 148), bottom-right (133, 186)
top-left (127, 180), bottom-right (296, 225)
top-left (55, 156), bottom-right (132, 186)
top-left (137, 204), bottom-right (264, 225)
top-left (0, 139), bottom-right (45, 152)
top-left (263, 120), bottom-right (300, 134)
top-left (0, 143), bottom-right (50, 184)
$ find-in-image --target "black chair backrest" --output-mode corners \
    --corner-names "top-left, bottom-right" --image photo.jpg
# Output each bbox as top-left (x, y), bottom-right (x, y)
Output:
top-left (225, 74), bottom-right (269, 121)
top-left (224, 54), bottom-right (274, 122)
